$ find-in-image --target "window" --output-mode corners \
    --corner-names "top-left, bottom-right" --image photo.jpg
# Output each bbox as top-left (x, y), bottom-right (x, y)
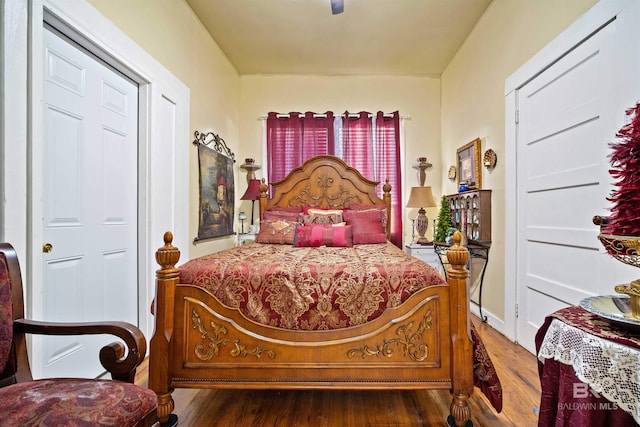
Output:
top-left (265, 111), bottom-right (402, 247)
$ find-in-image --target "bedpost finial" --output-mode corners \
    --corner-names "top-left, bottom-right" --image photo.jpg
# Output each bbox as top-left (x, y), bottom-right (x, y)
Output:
top-left (259, 178), bottom-right (268, 195)
top-left (453, 231), bottom-right (461, 246)
top-left (383, 178), bottom-right (391, 194)
top-left (164, 231), bottom-right (173, 245)
top-left (446, 231), bottom-right (469, 272)
top-left (156, 231), bottom-right (180, 273)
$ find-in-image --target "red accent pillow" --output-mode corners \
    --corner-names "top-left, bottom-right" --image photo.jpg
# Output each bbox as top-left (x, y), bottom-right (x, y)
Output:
top-left (255, 219), bottom-right (298, 244)
top-left (301, 205), bottom-right (316, 214)
top-left (268, 206), bottom-right (303, 213)
top-left (343, 210), bottom-right (387, 244)
top-left (348, 203), bottom-right (383, 210)
top-left (348, 203), bottom-right (388, 230)
top-left (262, 210), bottom-right (301, 222)
top-left (293, 224), bottom-right (353, 247)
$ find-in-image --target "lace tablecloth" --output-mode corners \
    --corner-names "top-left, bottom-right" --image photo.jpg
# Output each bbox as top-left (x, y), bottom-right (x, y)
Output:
top-left (536, 306), bottom-right (640, 426)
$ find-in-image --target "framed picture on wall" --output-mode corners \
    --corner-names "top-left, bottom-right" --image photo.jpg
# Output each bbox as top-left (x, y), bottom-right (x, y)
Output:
top-left (457, 138), bottom-right (482, 189)
top-left (193, 131), bottom-right (236, 242)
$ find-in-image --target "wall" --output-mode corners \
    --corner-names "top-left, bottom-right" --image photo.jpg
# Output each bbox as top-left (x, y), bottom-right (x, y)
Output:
top-left (88, 0), bottom-right (241, 259)
top-left (440, 0), bottom-right (598, 323)
top-left (89, 0), bottom-right (599, 325)
top-left (239, 75), bottom-right (442, 243)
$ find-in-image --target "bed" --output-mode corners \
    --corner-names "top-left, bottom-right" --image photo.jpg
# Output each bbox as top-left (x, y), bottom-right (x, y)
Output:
top-left (149, 155), bottom-right (498, 426)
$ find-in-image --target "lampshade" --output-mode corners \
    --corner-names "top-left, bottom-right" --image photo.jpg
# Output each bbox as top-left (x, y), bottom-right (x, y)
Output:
top-left (406, 186), bottom-right (437, 208)
top-left (406, 186), bottom-right (437, 245)
top-left (241, 179), bottom-right (262, 226)
top-left (241, 179), bottom-right (262, 201)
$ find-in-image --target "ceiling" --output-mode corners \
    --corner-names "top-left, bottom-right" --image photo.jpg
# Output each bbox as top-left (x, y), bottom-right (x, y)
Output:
top-left (186, 0), bottom-right (493, 76)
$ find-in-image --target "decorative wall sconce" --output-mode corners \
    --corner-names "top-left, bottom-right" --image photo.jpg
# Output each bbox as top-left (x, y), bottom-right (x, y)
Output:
top-left (412, 157), bottom-right (432, 186)
top-left (448, 166), bottom-right (457, 181)
top-left (483, 149), bottom-right (497, 170)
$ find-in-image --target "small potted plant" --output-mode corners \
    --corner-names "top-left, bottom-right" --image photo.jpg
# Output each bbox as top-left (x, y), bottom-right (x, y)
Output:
top-left (434, 195), bottom-right (456, 243)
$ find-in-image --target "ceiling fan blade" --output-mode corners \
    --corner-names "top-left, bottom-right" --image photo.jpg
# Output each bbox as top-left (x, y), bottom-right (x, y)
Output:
top-left (330, 0), bottom-right (344, 15)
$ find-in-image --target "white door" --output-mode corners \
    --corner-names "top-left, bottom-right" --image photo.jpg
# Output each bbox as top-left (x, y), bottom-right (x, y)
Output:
top-left (40, 26), bottom-right (139, 378)
top-left (516, 18), bottom-right (639, 353)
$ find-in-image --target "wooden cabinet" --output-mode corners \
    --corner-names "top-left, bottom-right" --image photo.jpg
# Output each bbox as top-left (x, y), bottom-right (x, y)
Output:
top-left (447, 190), bottom-right (491, 244)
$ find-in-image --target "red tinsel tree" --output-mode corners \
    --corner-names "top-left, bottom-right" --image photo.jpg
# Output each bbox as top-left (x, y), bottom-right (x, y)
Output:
top-left (606, 102), bottom-right (640, 236)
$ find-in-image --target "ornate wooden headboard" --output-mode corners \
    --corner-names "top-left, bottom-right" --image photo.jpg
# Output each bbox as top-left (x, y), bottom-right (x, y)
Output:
top-left (258, 155), bottom-right (392, 237)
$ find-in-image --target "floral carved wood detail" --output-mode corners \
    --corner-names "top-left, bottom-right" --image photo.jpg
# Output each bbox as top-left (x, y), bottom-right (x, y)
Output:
top-left (191, 310), bottom-right (276, 360)
top-left (346, 309), bottom-right (433, 362)
top-left (292, 174), bottom-right (362, 208)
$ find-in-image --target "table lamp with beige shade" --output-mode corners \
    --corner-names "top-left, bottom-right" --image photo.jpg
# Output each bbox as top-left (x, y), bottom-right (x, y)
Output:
top-left (406, 186), bottom-right (437, 245)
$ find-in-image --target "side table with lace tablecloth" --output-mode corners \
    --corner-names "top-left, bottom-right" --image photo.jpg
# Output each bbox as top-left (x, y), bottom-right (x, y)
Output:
top-left (536, 306), bottom-right (640, 426)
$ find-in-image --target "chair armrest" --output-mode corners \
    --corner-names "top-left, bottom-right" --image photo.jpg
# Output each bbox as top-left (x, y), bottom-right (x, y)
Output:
top-left (14, 319), bottom-right (146, 383)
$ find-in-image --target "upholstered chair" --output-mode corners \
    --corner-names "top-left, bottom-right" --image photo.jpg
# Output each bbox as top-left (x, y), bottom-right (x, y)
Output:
top-left (0, 243), bottom-right (158, 426)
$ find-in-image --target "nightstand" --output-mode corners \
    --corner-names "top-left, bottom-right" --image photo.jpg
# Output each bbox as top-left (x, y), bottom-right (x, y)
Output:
top-left (405, 243), bottom-right (441, 272)
top-left (237, 232), bottom-right (257, 245)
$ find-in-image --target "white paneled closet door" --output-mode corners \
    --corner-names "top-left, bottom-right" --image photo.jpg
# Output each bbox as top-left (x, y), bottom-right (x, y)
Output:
top-left (40, 26), bottom-right (139, 378)
top-left (515, 15), bottom-right (640, 354)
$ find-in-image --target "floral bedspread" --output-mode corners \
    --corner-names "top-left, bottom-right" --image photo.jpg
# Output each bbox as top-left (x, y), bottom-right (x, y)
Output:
top-left (178, 242), bottom-right (445, 330)
top-left (177, 242), bottom-right (502, 412)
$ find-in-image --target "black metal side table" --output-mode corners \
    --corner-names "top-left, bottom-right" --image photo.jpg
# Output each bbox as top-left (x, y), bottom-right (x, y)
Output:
top-left (433, 241), bottom-right (491, 322)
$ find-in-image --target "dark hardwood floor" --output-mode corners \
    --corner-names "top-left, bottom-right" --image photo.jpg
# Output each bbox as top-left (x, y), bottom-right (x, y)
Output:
top-left (136, 317), bottom-right (540, 426)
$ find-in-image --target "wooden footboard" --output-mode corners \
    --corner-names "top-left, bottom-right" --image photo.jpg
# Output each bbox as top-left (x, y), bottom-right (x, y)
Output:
top-left (149, 231), bottom-right (473, 426)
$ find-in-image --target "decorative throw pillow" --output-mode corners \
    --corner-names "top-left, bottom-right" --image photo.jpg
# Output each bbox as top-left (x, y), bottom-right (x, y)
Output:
top-left (293, 224), bottom-right (353, 247)
top-left (301, 205), bottom-right (317, 214)
top-left (301, 208), bottom-right (343, 225)
top-left (262, 210), bottom-right (301, 222)
top-left (301, 206), bottom-right (342, 214)
top-left (348, 203), bottom-right (388, 230)
top-left (268, 206), bottom-right (303, 213)
top-left (255, 219), bottom-right (298, 244)
top-left (343, 209), bottom-right (387, 244)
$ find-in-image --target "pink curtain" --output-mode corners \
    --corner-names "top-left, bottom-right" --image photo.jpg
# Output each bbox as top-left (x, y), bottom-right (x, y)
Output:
top-left (266, 111), bottom-right (334, 186)
top-left (340, 110), bottom-right (402, 247)
top-left (266, 110), bottom-right (402, 248)
top-left (375, 111), bottom-right (402, 247)
top-left (341, 111), bottom-right (373, 179)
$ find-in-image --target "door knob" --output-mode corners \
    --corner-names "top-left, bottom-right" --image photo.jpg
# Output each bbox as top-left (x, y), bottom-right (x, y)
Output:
top-left (42, 243), bottom-right (53, 253)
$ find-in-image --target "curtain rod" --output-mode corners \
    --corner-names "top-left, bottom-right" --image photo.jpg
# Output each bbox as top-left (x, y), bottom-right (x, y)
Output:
top-left (258, 113), bottom-right (410, 120)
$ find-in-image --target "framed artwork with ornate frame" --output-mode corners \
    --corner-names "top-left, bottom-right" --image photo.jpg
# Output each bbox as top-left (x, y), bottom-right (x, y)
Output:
top-left (457, 138), bottom-right (482, 189)
top-left (193, 130), bottom-right (236, 242)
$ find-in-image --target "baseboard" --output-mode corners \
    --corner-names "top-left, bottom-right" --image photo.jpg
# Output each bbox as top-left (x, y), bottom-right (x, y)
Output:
top-left (470, 301), bottom-right (506, 337)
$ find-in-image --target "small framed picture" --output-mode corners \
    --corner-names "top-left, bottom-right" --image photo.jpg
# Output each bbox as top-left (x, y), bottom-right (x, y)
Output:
top-left (456, 138), bottom-right (481, 189)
